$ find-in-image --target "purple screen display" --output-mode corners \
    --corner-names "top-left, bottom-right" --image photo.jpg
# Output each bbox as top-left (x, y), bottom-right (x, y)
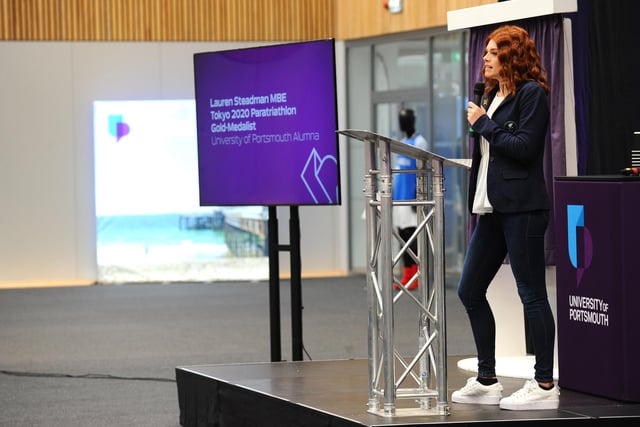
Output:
top-left (194, 39), bottom-right (340, 206)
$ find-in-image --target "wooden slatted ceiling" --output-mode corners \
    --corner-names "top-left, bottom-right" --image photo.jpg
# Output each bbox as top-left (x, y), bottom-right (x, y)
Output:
top-left (0, 0), bottom-right (496, 41)
top-left (0, 0), bottom-right (336, 41)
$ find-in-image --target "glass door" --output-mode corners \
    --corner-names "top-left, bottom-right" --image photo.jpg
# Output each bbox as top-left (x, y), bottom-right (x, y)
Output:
top-left (347, 29), bottom-right (469, 278)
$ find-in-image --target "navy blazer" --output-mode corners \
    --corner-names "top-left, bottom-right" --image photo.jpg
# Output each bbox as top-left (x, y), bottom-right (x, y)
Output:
top-left (468, 80), bottom-right (550, 214)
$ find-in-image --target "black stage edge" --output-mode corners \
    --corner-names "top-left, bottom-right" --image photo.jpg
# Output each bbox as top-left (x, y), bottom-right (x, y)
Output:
top-left (176, 357), bottom-right (640, 427)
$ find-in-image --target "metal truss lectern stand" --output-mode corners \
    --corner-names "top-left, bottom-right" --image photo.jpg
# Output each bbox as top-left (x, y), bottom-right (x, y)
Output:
top-left (338, 130), bottom-right (470, 417)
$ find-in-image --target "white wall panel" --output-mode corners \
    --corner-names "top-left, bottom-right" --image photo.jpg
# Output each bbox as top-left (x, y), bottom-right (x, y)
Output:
top-left (0, 40), bottom-right (349, 287)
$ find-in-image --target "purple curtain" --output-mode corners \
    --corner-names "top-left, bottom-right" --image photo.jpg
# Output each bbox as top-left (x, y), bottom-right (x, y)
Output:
top-left (467, 15), bottom-right (566, 265)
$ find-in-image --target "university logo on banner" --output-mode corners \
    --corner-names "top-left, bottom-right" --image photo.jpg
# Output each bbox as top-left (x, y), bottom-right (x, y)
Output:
top-left (566, 204), bottom-right (593, 287)
top-left (566, 204), bottom-right (609, 327)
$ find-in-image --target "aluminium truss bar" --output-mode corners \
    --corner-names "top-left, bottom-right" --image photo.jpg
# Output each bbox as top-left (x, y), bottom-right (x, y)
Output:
top-left (339, 129), bottom-right (469, 417)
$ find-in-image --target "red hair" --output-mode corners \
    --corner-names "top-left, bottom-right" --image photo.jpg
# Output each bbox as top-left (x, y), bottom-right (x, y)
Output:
top-left (483, 25), bottom-right (549, 96)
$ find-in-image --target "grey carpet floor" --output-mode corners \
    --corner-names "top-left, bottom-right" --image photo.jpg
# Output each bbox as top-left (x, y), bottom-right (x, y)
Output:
top-left (0, 276), bottom-right (474, 426)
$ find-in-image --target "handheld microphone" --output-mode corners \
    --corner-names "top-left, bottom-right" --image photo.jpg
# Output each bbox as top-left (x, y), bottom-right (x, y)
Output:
top-left (473, 82), bottom-right (485, 107)
top-left (470, 82), bottom-right (485, 135)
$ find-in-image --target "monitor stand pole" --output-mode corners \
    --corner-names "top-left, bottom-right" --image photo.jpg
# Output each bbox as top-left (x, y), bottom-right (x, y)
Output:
top-left (268, 205), bottom-right (303, 362)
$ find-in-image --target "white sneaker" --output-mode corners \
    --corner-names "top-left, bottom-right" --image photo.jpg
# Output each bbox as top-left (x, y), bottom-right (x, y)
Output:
top-left (499, 379), bottom-right (560, 410)
top-left (452, 377), bottom-right (503, 405)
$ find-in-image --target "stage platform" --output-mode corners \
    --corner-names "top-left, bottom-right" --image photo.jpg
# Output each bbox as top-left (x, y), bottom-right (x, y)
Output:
top-left (176, 357), bottom-right (640, 426)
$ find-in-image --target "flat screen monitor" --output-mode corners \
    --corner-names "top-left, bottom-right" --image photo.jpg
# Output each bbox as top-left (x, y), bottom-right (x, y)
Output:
top-left (193, 39), bottom-right (340, 206)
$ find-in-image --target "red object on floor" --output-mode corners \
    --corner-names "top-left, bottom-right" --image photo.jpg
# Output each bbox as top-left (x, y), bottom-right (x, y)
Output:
top-left (394, 264), bottom-right (418, 290)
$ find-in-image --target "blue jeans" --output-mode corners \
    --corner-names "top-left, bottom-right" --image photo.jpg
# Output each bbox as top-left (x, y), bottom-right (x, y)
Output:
top-left (457, 210), bottom-right (556, 383)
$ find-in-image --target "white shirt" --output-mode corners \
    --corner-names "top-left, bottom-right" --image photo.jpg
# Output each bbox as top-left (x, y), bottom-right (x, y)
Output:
top-left (472, 94), bottom-right (504, 214)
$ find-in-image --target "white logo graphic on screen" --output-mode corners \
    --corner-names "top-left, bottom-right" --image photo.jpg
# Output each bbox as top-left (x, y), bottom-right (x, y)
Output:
top-left (301, 148), bottom-right (338, 204)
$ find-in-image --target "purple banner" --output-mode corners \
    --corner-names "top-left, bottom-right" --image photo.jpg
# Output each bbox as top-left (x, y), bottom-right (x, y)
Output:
top-left (554, 177), bottom-right (640, 401)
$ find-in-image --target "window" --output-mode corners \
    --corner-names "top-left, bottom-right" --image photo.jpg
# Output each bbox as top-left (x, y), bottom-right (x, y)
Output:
top-left (346, 30), bottom-right (469, 278)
